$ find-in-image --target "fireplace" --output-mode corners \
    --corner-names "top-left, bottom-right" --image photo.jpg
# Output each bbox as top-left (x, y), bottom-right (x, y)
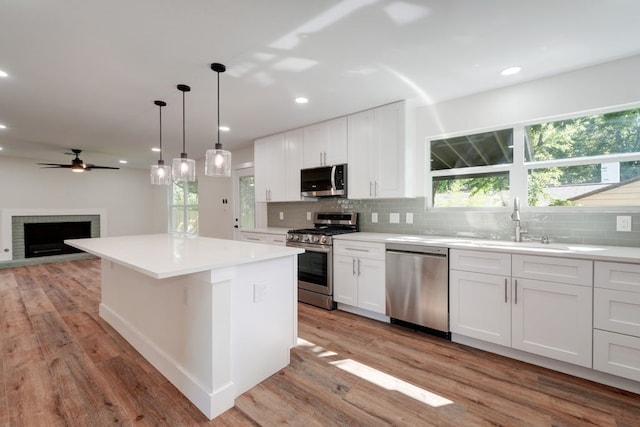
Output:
top-left (24, 221), bottom-right (91, 258)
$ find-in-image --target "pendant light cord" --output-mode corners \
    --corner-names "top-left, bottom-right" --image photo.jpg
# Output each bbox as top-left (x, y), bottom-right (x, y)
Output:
top-left (182, 89), bottom-right (186, 153)
top-left (217, 69), bottom-right (220, 144)
top-left (158, 104), bottom-right (163, 161)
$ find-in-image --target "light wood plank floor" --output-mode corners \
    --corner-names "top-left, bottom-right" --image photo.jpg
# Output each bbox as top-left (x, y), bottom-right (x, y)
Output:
top-left (1, 259), bottom-right (639, 426)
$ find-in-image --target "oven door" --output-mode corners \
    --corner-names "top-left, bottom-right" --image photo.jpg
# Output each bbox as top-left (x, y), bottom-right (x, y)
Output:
top-left (287, 241), bottom-right (332, 296)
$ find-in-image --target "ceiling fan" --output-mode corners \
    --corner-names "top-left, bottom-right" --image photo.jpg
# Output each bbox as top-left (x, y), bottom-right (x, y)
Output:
top-left (38, 149), bottom-right (120, 172)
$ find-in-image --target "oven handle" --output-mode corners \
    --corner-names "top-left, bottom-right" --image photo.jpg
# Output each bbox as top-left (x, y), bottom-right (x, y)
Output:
top-left (286, 242), bottom-right (332, 253)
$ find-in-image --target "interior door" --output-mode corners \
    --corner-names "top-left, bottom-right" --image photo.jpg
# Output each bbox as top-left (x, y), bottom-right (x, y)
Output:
top-left (232, 166), bottom-right (255, 240)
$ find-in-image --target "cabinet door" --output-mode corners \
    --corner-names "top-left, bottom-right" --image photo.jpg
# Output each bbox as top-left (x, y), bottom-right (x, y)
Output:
top-left (303, 117), bottom-right (347, 168)
top-left (511, 278), bottom-right (592, 367)
top-left (254, 134), bottom-right (286, 202)
top-left (347, 109), bottom-right (375, 199)
top-left (449, 270), bottom-right (511, 346)
top-left (357, 258), bottom-right (385, 314)
top-left (325, 116), bottom-right (347, 165)
top-left (334, 255), bottom-right (358, 306)
top-left (374, 102), bottom-right (405, 198)
top-left (284, 129), bottom-right (303, 201)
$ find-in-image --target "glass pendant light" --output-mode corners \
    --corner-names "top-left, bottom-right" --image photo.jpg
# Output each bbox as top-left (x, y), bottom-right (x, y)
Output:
top-left (172, 84), bottom-right (196, 182)
top-left (150, 100), bottom-right (172, 185)
top-left (205, 62), bottom-right (232, 177)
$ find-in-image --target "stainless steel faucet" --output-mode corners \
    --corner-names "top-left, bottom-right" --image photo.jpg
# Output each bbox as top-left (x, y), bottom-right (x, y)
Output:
top-left (511, 197), bottom-right (527, 242)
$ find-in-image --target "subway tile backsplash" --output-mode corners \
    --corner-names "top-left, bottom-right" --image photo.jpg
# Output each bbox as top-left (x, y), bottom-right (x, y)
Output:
top-left (267, 198), bottom-right (640, 247)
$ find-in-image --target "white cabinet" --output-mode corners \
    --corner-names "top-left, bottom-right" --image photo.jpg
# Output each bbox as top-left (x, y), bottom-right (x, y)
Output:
top-left (238, 231), bottom-right (286, 246)
top-left (347, 101), bottom-right (414, 199)
top-left (302, 117), bottom-right (347, 168)
top-left (450, 250), bottom-right (511, 346)
top-left (254, 129), bottom-right (304, 202)
top-left (333, 240), bottom-right (385, 314)
top-left (594, 261), bottom-right (640, 381)
top-left (450, 250), bottom-right (593, 367)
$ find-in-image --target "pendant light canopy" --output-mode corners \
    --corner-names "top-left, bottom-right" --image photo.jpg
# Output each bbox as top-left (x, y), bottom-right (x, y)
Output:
top-left (172, 84), bottom-right (196, 182)
top-left (205, 62), bottom-right (232, 177)
top-left (150, 100), bottom-right (172, 185)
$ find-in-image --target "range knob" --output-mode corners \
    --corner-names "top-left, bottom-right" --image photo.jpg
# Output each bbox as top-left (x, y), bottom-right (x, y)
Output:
top-left (293, 235), bottom-right (300, 241)
top-left (312, 236), bottom-right (320, 243)
top-left (302, 235), bottom-right (310, 242)
top-left (286, 234), bottom-right (293, 240)
top-left (320, 236), bottom-right (328, 244)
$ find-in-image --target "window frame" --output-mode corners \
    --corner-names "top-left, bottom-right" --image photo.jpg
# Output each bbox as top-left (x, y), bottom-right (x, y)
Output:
top-left (425, 103), bottom-right (640, 212)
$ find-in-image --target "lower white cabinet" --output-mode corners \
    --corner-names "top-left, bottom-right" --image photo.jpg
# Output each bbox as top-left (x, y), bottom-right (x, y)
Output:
top-left (334, 240), bottom-right (385, 314)
top-left (594, 261), bottom-right (640, 381)
top-left (450, 250), bottom-right (593, 368)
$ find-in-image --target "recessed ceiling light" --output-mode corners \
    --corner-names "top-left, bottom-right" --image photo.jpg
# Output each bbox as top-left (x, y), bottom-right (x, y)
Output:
top-left (219, 125), bottom-right (230, 132)
top-left (0, 147), bottom-right (3, 151)
top-left (295, 97), bottom-right (309, 104)
top-left (0, 124), bottom-right (6, 129)
top-left (151, 147), bottom-right (161, 152)
top-left (0, 70), bottom-right (8, 78)
top-left (119, 160), bottom-right (127, 164)
top-left (500, 66), bottom-right (521, 76)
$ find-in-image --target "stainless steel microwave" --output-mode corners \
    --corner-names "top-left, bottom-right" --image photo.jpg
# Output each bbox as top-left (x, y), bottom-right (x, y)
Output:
top-left (300, 164), bottom-right (347, 197)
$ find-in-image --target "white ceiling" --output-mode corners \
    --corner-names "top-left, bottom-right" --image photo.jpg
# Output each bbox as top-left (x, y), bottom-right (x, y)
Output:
top-left (1, 0), bottom-right (640, 169)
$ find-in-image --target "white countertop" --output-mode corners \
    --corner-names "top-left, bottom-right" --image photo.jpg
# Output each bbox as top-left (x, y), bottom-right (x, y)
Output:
top-left (66, 234), bottom-right (303, 279)
top-left (334, 232), bottom-right (640, 263)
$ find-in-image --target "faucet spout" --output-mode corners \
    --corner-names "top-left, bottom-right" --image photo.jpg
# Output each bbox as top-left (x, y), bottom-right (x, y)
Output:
top-left (511, 197), bottom-right (527, 242)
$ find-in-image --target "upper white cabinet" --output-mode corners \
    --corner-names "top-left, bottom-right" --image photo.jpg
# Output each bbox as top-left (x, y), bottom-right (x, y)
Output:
top-left (347, 101), bottom-right (415, 199)
top-left (254, 129), bottom-right (304, 202)
top-left (303, 117), bottom-right (347, 168)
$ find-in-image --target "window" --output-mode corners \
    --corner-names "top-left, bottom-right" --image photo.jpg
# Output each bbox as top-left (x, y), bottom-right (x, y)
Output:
top-left (429, 129), bottom-right (513, 208)
top-left (169, 180), bottom-right (198, 234)
top-left (427, 107), bottom-right (640, 209)
top-left (524, 108), bottom-right (640, 207)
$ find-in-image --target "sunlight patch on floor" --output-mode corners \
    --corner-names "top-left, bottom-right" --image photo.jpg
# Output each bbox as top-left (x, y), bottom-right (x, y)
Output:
top-left (296, 337), bottom-right (453, 408)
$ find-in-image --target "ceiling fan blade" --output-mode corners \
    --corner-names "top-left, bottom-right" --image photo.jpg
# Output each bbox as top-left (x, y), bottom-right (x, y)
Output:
top-left (37, 163), bottom-right (71, 168)
top-left (84, 164), bottom-right (120, 170)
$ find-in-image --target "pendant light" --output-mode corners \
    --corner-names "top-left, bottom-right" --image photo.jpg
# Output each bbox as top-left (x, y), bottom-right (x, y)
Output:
top-left (172, 84), bottom-right (196, 182)
top-left (150, 100), bottom-right (172, 185)
top-left (205, 62), bottom-right (231, 177)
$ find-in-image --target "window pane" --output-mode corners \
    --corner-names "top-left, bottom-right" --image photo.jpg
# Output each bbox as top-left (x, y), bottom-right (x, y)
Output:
top-left (187, 207), bottom-right (199, 234)
top-left (170, 207), bottom-right (186, 233)
top-left (528, 161), bottom-right (640, 207)
top-left (431, 129), bottom-right (513, 170)
top-left (172, 181), bottom-right (185, 204)
top-left (239, 176), bottom-right (255, 229)
top-left (186, 181), bottom-right (198, 205)
top-left (525, 108), bottom-right (640, 162)
top-left (433, 174), bottom-right (510, 208)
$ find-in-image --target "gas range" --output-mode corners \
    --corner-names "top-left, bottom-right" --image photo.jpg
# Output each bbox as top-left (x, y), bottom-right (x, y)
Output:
top-left (286, 212), bottom-right (358, 246)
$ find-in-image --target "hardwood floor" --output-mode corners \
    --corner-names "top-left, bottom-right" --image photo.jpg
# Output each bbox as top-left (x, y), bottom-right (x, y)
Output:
top-left (1, 259), bottom-right (639, 426)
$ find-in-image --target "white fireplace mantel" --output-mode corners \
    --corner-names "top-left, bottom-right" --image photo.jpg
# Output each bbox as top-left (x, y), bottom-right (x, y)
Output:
top-left (0, 208), bottom-right (107, 262)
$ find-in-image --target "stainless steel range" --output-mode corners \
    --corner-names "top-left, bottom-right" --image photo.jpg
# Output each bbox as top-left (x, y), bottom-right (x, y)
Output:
top-left (286, 212), bottom-right (358, 310)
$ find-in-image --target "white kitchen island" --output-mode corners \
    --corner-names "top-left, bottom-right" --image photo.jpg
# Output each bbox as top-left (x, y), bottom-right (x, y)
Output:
top-left (65, 234), bottom-right (303, 420)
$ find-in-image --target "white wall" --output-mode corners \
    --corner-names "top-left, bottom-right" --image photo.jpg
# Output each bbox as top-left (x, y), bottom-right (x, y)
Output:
top-left (414, 55), bottom-right (640, 195)
top-left (0, 155), bottom-right (167, 238)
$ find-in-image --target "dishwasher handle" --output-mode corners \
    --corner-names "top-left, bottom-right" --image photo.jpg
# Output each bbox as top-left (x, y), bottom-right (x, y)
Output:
top-left (385, 243), bottom-right (448, 257)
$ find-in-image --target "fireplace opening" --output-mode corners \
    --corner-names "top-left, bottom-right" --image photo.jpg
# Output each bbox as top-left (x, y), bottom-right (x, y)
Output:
top-left (24, 221), bottom-right (91, 258)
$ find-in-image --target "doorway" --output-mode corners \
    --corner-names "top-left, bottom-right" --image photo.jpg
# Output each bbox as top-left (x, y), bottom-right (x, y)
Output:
top-left (232, 166), bottom-right (255, 239)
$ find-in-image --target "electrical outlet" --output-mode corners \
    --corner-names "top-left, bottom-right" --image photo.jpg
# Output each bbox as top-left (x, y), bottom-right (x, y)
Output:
top-left (616, 215), bottom-right (632, 232)
top-left (371, 213), bottom-right (378, 223)
top-left (279, 211), bottom-right (284, 221)
top-left (390, 213), bottom-right (400, 224)
top-left (406, 213), bottom-right (413, 224)
top-left (307, 212), bottom-right (312, 221)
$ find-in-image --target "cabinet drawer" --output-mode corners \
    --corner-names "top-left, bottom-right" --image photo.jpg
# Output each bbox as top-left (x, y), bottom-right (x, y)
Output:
top-left (595, 288), bottom-right (640, 337)
top-left (594, 329), bottom-right (640, 382)
top-left (239, 232), bottom-right (269, 243)
top-left (334, 240), bottom-right (385, 260)
top-left (450, 249), bottom-right (511, 276)
top-left (595, 261), bottom-right (640, 293)
top-left (512, 255), bottom-right (592, 286)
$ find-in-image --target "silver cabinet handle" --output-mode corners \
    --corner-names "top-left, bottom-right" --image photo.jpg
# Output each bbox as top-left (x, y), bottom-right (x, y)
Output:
top-left (369, 181), bottom-right (373, 197)
top-left (514, 279), bottom-right (518, 304)
top-left (323, 152), bottom-right (327, 165)
top-left (504, 278), bottom-right (508, 303)
top-left (352, 258), bottom-right (356, 275)
top-left (357, 258), bottom-right (361, 276)
top-left (375, 181), bottom-right (378, 197)
top-left (320, 152), bottom-right (323, 165)
top-left (246, 237), bottom-right (260, 241)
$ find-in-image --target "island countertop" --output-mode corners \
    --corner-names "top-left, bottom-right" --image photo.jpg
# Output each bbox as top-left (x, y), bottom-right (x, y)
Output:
top-left (66, 233), bottom-right (304, 279)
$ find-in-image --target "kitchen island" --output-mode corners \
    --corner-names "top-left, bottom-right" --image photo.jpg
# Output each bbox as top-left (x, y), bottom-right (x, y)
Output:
top-left (65, 234), bottom-right (303, 420)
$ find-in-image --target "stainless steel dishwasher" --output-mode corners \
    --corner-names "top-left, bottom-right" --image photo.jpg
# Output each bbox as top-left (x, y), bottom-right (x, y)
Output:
top-left (385, 243), bottom-right (449, 338)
